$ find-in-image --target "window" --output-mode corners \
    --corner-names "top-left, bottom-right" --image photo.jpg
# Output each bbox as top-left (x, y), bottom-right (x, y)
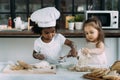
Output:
top-left (58, 0), bottom-right (87, 29)
top-left (0, 0), bottom-right (10, 24)
top-left (105, 0), bottom-right (118, 10)
top-left (0, 0), bottom-right (119, 29)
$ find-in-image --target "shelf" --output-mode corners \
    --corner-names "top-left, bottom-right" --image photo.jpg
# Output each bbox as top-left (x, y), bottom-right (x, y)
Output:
top-left (0, 29), bottom-right (120, 38)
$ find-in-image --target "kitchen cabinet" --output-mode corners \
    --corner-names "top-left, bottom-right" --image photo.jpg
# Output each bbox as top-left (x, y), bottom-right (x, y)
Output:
top-left (61, 38), bottom-right (118, 66)
top-left (0, 0), bottom-right (55, 27)
top-left (0, 37), bottom-right (118, 67)
top-left (118, 38), bottom-right (120, 59)
top-left (0, 0), bottom-right (119, 29)
top-left (0, 29), bottom-right (119, 66)
top-left (104, 38), bottom-right (118, 66)
top-left (0, 30), bottom-right (119, 66)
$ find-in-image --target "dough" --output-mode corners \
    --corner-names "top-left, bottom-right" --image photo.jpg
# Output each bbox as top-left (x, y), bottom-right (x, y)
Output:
top-left (10, 60), bottom-right (32, 70)
top-left (33, 60), bottom-right (51, 69)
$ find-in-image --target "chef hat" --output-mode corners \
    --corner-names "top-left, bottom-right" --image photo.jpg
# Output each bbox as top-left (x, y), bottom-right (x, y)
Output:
top-left (30, 7), bottom-right (60, 28)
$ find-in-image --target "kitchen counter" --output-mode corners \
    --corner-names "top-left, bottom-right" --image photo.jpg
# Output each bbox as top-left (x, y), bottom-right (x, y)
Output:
top-left (0, 29), bottom-right (120, 38)
top-left (0, 62), bottom-right (89, 80)
top-left (0, 69), bottom-right (89, 80)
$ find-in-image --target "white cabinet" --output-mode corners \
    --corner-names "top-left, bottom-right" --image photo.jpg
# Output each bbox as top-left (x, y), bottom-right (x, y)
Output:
top-left (0, 38), bottom-right (37, 63)
top-left (61, 38), bottom-right (118, 66)
top-left (0, 38), bottom-right (118, 66)
top-left (118, 38), bottom-right (120, 59)
top-left (104, 38), bottom-right (118, 66)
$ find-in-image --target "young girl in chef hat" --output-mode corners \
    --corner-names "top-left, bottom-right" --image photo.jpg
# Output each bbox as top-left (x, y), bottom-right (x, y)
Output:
top-left (30, 7), bottom-right (77, 64)
top-left (77, 16), bottom-right (107, 68)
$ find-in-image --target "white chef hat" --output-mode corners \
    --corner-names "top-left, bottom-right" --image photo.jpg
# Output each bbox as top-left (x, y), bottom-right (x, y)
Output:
top-left (30, 7), bottom-right (60, 28)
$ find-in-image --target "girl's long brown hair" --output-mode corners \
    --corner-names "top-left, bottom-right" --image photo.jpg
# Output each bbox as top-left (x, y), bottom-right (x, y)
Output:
top-left (82, 16), bottom-right (104, 44)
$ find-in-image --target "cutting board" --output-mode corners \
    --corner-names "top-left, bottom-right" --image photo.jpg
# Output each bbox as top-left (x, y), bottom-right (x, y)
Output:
top-left (2, 65), bottom-right (56, 74)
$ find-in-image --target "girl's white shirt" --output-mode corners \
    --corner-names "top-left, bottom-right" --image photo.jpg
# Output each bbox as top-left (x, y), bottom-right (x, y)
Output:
top-left (78, 42), bottom-right (107, 67)
top-left (34, 33), bottom-right (66, 64)
top-left (86, 42), bottom-right (107, 65)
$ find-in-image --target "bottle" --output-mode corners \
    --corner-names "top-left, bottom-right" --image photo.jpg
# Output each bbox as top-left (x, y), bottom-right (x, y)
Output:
top-left (27, 17), bottom-right (30, 30)
top-left (8, 17), bottom-right (12, 29)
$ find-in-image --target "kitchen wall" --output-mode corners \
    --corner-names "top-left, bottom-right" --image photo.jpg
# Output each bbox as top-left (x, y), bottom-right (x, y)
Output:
top-left (0, 38), bottom-right (118, 66)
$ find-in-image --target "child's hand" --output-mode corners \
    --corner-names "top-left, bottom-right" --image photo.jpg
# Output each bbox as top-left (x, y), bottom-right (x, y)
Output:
top-left (37, 54), bottom-right (45, 60)
top-left (68, 48), bottom-right (77, 57)
top-left (81, 48), bottom-right (91, 55)
top-left (34, 53), bottom-right (45, 60)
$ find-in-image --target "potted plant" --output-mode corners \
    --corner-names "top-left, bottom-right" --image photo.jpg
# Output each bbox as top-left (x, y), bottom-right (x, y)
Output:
top-left (68, 18), bottom-right (75, 22)
top-left (67, 18), bottom-right (75, 30)
top-left (74, 14), bottom-right (85, 30)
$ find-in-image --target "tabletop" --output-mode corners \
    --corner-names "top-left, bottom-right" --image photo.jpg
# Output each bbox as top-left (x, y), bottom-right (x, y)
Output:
top-left (0, 62), bottom-right (89, 80)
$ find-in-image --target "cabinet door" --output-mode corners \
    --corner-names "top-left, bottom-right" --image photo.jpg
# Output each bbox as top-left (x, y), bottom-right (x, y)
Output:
top-left (118, 38), bottom-right (120, 59)
top-left (0, 0), bottom-right (10, 25)
top-left (29, 0), bottom-right (42, 12)
top-left (58, 0), bottom-right (87, 29)
top-left (105, 38), bottom-right (118, 66)
top-left (87, 0), bottom-right (103, 10)
top-left (74, 0), bottom-right (86, 12)
top-left (15, 0), bottom-right (28, 21)
top-left (105, 0), bottom-right (118, 10)
top-left (61, 38), bottom-right (118, 66)
top-left (15, 0), bottom-right (55, 21)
